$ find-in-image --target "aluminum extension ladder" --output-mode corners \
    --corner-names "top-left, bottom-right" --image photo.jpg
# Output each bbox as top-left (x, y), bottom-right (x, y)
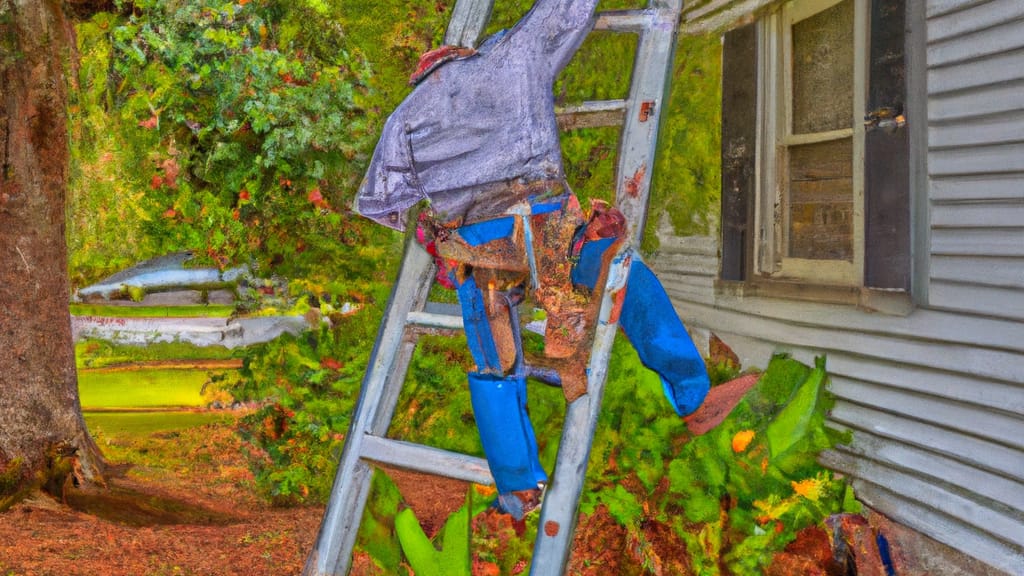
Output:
top-left (303, 1), bottom-right (683, 574)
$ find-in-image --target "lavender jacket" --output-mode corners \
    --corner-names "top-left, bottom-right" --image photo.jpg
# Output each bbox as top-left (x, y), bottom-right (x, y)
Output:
top-left (354, 0), bottom-right (599, 231)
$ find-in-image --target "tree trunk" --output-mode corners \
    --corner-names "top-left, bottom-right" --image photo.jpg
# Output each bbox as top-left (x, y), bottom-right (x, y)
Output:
top-left (0, 0), bottom-right (104, 498)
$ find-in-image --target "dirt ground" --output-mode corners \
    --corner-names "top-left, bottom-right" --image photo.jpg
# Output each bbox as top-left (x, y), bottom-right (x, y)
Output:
top-left (0, 416), bottom-right (323, 576)
top-left (0, 414), bottom-right (639, 576)
top-left (0, 378), bottom-right (852, 576)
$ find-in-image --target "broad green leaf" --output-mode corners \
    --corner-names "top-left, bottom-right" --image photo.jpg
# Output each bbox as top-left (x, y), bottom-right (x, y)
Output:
top-left (766, 356), bottom-right (826, 459)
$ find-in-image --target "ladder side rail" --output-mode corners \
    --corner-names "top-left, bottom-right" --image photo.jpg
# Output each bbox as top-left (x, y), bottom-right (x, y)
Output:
top-left (532, 1), bottom-right (683, 572)
top-left (305, 3), bottom-right (497, 571)
top-left (445, 0), bottom-right (495, 48)
top-left (303, 240), bottom-right (434, 576)
top-left (369, 333), bottom-right (429, 434)
top-left (530, 252), bottom-right (634, 575)
top-left (613, 0), bottom-right (684, 246)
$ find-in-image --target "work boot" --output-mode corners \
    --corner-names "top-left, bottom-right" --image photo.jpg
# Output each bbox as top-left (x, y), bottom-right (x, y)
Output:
top-left (538, 306), bottom-right (595, 402)
top-left (492, 483), bottom-right (545, 520)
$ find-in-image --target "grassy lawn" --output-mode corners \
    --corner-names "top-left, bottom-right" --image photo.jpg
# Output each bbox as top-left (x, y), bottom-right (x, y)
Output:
top-left (70, 303), bottom-right (236, 318)
top-left (85, 411), bottom-right (232, 437)
top-left (78, 368), bottom-right (224, 409)
top-left (76, 339), bottom-right (240, 369)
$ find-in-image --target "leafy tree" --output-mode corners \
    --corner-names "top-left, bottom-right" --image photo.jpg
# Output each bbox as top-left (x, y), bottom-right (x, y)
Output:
top-left (112, 0), bottom-right (377, 276)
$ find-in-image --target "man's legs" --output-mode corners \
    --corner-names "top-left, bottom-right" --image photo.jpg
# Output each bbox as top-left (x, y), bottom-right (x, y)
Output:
top-left (453, 270), bottom-right (546, 519)
top-left (570, 237), bottom-right (711, 416)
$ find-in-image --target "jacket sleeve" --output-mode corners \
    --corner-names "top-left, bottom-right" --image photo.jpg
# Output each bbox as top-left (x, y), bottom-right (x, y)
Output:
top-left (504, 0), bottom-right (599, 79)
top-left (354, 110), bottom-right (425, 231)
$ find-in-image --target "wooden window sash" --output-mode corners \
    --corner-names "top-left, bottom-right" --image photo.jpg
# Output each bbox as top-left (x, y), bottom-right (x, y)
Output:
top-left (755, 0), bottom-right (868, 286)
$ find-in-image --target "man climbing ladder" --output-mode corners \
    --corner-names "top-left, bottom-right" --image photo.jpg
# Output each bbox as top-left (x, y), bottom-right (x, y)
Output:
top-left (354, 0), bottom-right (711, 520)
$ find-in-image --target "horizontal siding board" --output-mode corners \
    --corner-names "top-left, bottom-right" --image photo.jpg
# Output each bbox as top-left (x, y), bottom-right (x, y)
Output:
top-left (929, 280), bottom-right (1024, 320)
top-left (682, 0), bottom-right (770, 33)
top-left (666, 292), bottom-right (1024, 354)
top-left (655, 272), bottom-right (716, 290)
top-left (926, 0), bottom-right (999, 20)
top-left (820, 451), bottom-right (1024, 543)
top-left (930, 200), bottom-right (1024, 227)
top-left (930, 227), bottom-right (1024, 257)
top-left (930, 173), bottom-right (1024, 202)
top-left (927, 16), bottom-right (1024, 68)
top-left (649, 254), bottom-right (718, 276)
top-left (663, 284), bottom-right (717, 306)
top-left (826, 353), bottom-right (1024, 414)
top-left (829, 431), bottom-right (1024, 513)
top-left (829, 401), bottom-right (1024, 480)
top-left (927, 48), bottom-right (1024, 95)
top-left (675, 298), bottom-right (1024, 380)
top-left (928, 142), bottom-right (1024, 176)
top-left (836, 478), bottom-right (1024, 574)
top-left (928, 78), bottom-right (1024, 122)
top-left (931, 255), bottom-right (1024, 289)
top-left (652, 231), bottom-right (718, 255)
top-left (831, 377), bottom-right (1024, 449)
top-left (927, 0), bottom-right (1024, 43)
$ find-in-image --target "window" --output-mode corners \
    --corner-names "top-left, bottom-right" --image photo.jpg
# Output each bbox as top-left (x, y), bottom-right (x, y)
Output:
top-left (760, 0), bottom-right (863, 285)
top-left (720, 0), bottom-right (910, 299)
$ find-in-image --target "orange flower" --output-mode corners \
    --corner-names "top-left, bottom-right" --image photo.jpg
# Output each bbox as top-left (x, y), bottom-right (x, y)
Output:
top-left (732, 429), bottom-right (755, 453)
top-left (791, 478), bottom-right (822, 501)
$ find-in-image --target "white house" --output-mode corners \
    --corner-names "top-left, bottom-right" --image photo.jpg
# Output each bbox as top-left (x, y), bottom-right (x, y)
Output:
top-left (652, 0), bottom-right (1024, 573)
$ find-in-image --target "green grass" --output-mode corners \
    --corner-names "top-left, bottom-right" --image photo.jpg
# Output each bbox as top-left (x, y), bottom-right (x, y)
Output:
top-left (78, 368), bottom-right (226, 409)
top-left (76, 339), bottom-right (240, 369)
top-left (70, 303), bottom-right (235, 318)
top-left (85, 411), bottom-right (231, 437)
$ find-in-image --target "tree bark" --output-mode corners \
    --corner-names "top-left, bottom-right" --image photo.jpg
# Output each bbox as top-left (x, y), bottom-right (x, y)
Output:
top-left (0, 0), bottom-right (104, 496)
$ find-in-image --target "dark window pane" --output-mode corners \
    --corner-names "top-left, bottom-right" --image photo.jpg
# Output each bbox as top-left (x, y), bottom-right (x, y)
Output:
top-left (791, 0), bottom-right (854, 134)
top-left (787, 138), bottom-right (853, 260)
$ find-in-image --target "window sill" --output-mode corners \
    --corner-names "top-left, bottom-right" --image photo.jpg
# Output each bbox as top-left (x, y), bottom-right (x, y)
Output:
top-left (715, 278), bottom-right (915, 316)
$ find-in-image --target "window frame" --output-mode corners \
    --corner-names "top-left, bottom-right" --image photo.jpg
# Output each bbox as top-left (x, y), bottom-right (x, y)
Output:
top-left (754, 0), bottom-right (870, 287)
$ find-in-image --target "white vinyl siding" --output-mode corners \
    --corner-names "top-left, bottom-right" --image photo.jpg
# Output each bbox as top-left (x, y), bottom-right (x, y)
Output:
top-left (664, 0), bottom-right (1024, 572)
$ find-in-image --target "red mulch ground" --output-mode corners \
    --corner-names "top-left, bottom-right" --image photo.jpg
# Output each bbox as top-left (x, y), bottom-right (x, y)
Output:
top-left (0, 415), bottom-right (324, 576)
top-left (0, 376), bottom-right (835, 576)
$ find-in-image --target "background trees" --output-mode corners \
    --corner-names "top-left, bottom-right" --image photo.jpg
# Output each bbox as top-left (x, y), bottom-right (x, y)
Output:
top-left (2, 0), bottom-right (724, 526)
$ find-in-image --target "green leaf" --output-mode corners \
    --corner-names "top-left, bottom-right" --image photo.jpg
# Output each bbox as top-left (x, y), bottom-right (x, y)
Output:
top-left (395, 497), bottom-right (471, 576)
top-left (766, 356), bottom-right (826, 460)
top-left (395, 508), bottom-right (443, 576)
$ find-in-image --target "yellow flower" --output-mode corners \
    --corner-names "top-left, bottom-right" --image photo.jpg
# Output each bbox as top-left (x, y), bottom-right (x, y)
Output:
top-left (731, 430), bottom-right (756, 453)
top-left (791, 478), bottom-right (823, 501)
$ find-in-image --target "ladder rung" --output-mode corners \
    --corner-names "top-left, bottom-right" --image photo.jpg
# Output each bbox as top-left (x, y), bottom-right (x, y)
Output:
top-left (406, 310), bottom-right (464, 330)
top-left (556, 99), bottom-right (627, 130)
top-left (360, 434), bottom-right (494, 486)
top-left (594, 9), bottom-right (672, 33)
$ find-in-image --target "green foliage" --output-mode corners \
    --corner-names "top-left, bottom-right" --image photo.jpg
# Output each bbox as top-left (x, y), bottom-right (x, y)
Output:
top-left (395, 490), bottom-right (484, 576)
top-left (766, 356), bottom-right (826, 463)
top-left (573, 351), bottom-right (854, 574)
top-left (645, 32), bottom-right (723, 250)
top-left (0, 458), bottom-right (25, 512)
top-left (665, 355), bottom-right (851, 574)
top-left (357, 472), bottom-right (408, 574)
top-left (229, 280), bottom-right (391, 504)
top-left (69, 0), bottom-right (402, 288)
